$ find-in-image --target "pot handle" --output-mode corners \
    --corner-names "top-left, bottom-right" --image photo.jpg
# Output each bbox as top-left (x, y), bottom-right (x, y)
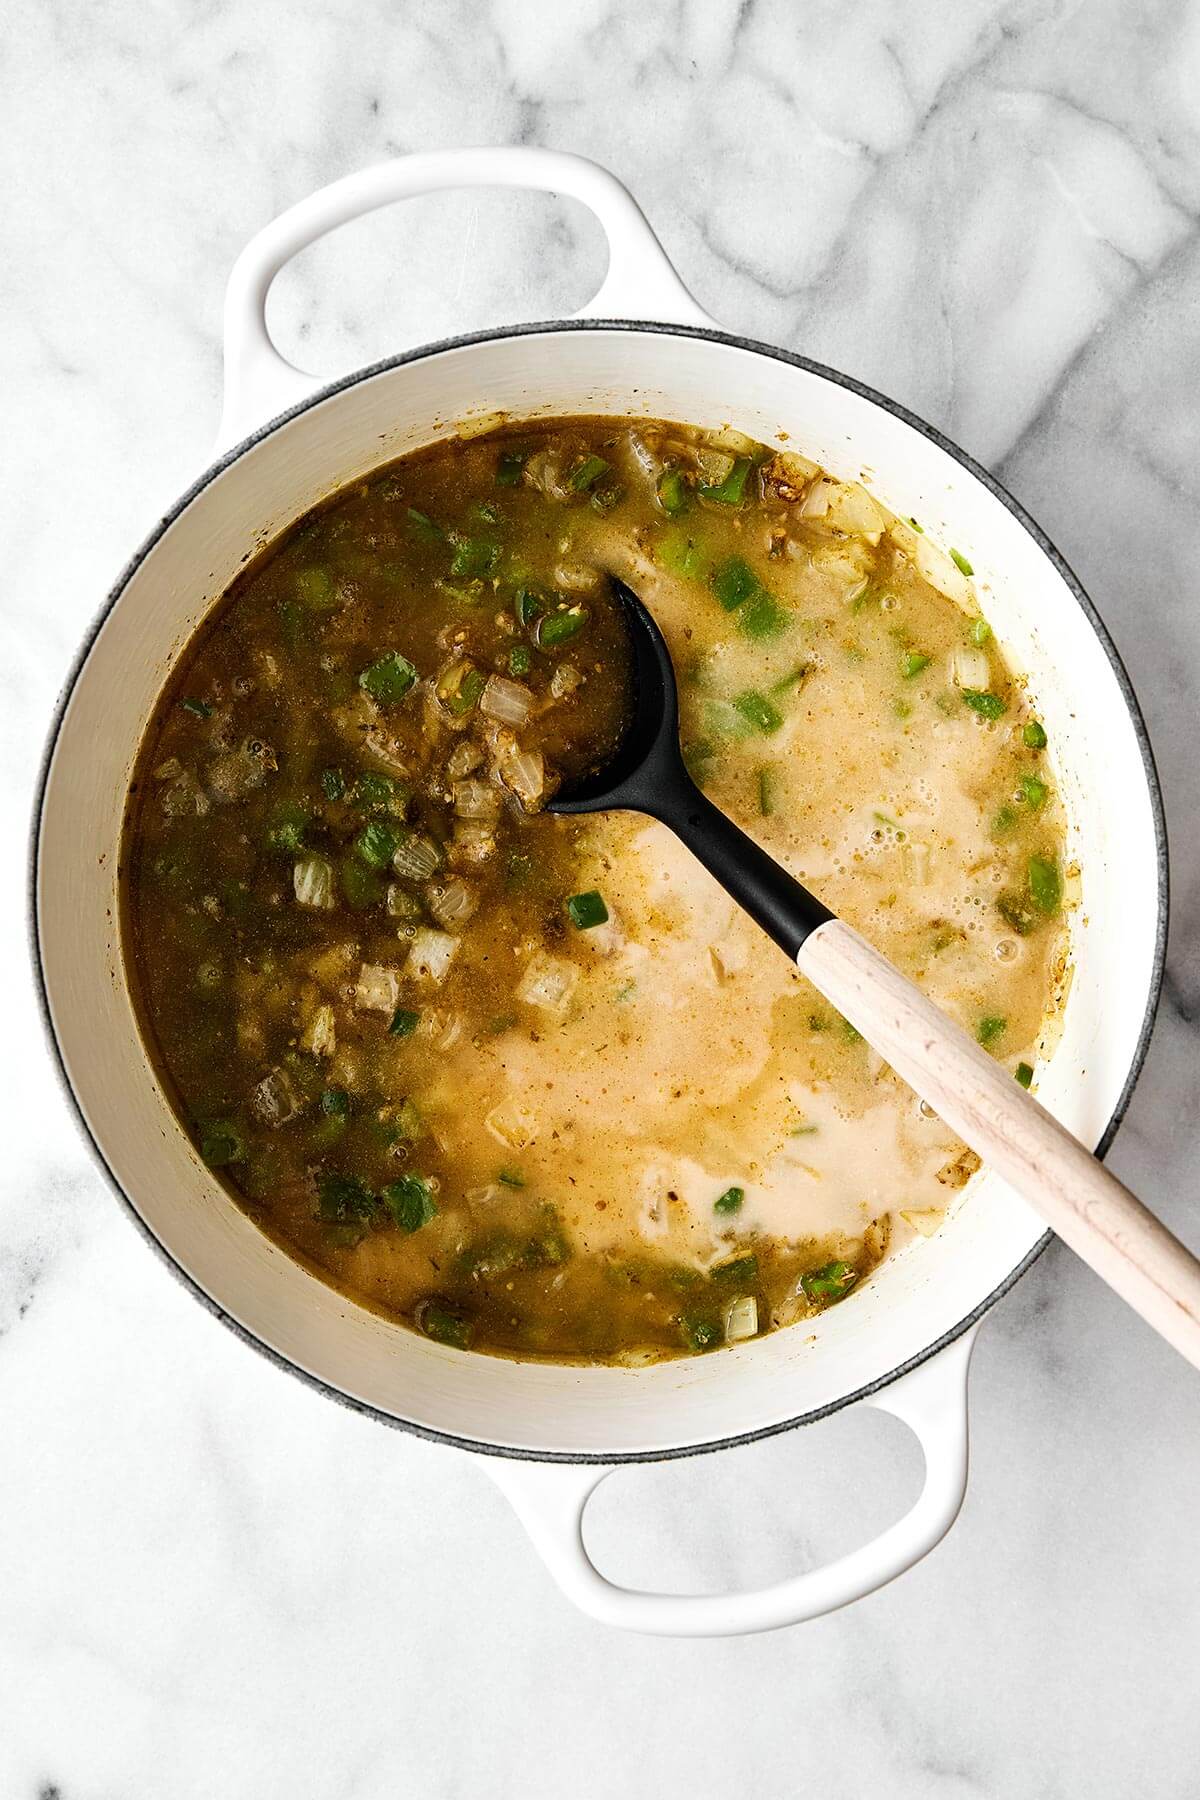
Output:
top-left (484, 1324), bottom-right (978, 1637)
top-left (218, 147), bottom-right (711, 450)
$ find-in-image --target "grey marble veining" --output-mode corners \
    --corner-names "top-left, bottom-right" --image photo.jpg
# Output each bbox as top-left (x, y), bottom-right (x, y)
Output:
top-left (4, 1), bottom-right (1200, 1794)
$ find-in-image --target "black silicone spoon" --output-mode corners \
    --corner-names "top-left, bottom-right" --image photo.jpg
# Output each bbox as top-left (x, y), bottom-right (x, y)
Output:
top-left (547, 576), bottom-right (1200, 1369)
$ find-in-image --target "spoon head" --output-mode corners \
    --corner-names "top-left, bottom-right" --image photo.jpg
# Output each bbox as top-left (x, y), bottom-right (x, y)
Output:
top-left (546, 577), bottom-right (684, 817)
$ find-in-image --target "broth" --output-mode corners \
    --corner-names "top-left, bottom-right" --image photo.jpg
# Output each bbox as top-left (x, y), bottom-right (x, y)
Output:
top-left (122, 419), bottom-right (1069, 1362)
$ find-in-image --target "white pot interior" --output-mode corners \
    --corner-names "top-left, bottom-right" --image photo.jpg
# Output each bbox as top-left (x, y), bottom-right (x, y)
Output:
top-left (36, 326), bottom-right (1162, 1458)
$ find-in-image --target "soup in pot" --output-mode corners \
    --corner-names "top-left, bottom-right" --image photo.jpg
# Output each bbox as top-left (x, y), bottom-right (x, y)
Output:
top-left (122, 419), bottom-right (1069, 1362)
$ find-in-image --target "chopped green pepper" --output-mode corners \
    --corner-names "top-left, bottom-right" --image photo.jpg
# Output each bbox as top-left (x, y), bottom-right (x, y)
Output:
top-left (682, 1314), bottom-right (722, 1352)
top-left (265, 801), bottom-right (309, 854)
top-left (496, 450), bottom-right (526, 486)
top-left (355, 821), bottom-right (400, 869)
top-left (449, 535), bottom-right (501, 579)
top-left (382, 1174), bottom-right (437, 1232)
top-left (538, 607), bottom-right (588, 648)
top-left (733, 690), bottom-right (783, 734)
top-left (699, 456), bottom-right (753, 506)
top-left (962, 689), bottom-right (1006, 719)
top-left (420, 1302), bottom-right (471, 1349)
top-left (199, 1121), bottom-right (245, 1167)
top-left (1029, 854), bottom-right (1061, 914)
top-left (802, 1260), bottom-right (858, 1302)
top-left (567, 889), bottom-right (608, 929)
top-left (515, 587), bottom-right (545, 630)
top-left (570, 454), bottom-right (610, 492)
top-left (353, 771), bottom-right (408, 816)
top-left (656, 525), bottom-right (707, 580)
top-left (712, 1253), bottom-right (758, 1285)
top-left (656, 467), bottom-right (691, 517)
top-left (317, 1173), bottom-right (376, 1223)
top-left (711, 555), bottom-right (759, 611)
top-left (360, 651), bottom-right (418, 704)
top-left (340, 856), bottom-right (385, 910)
top-left (739, 592), bottom-right (787, 640)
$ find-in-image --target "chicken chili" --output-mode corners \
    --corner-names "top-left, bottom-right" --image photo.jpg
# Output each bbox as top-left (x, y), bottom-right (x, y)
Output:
top-left (122, 418), bottom-right (1069, 1363)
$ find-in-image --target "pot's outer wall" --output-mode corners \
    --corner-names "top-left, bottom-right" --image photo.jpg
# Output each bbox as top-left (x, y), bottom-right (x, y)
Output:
top-left (32, 321), bottom-right (1168, 1462)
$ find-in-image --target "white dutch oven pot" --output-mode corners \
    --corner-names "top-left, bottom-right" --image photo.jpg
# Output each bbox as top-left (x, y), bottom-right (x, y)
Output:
top-left (33, 149), bottom-right (1167, 1637)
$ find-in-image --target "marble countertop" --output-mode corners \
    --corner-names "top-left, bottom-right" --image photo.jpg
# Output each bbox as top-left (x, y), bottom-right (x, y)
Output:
top-left (5, 1), bottom-right (1200, 1793)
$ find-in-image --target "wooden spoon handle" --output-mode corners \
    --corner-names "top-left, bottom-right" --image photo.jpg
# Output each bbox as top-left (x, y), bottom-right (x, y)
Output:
top-left (798, 918), bottom-right (1200, 1369)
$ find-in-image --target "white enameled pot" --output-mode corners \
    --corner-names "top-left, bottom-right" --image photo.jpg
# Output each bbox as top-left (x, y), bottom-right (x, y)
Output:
top-left (33, 149), bottom-right (1167, 1637)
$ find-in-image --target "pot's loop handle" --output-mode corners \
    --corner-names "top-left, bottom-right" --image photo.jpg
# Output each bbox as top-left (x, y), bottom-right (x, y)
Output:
top-left (218, 147), bottom-right (711, 451)
top-left (485, 1325), bottom-right (978, 1638)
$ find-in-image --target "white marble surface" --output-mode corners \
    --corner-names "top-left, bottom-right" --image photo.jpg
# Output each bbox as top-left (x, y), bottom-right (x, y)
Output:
top-left (5, 0), bottom-right (1200, 1792)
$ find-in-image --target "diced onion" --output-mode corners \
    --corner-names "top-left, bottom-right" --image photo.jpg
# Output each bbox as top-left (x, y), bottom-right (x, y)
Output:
top-left (696, 446), bottom-right (735, 483)
top-left (903, 842), bottom-right (931, 885)
top-left (517, 952), bottom-right (579, 1018)
top-left (392, 833), bottom-right (441, 880)
top-left (406, 928), bottom-right (458, 984)
top-left (455, 409), bottom-right (506, 440)
top-left (621, 430), bottom-right (663, 479)
top-left (386, 884), bottom-right (423, 920)
top-left (552, 561), bottom-right (602, 595)
top-left (465, 1183), bottom-right (504, 1207)
top-left (427, 878), bottom-right (478, 929)
top-left (889, 520), bottom-right (974, 606)
top-left (417, 1008), bottom-right (464, 1052)
top-left (161, 773), bottom-right (210, 817)
top-left (724, 1295), bottom-right (759, 1343)
top-left (899, 1207), bottom-right (946, 1238)
top-left (453, 778), bottom-right (501, 820)
top-left (578, 910), bottom-right (626, 957)
top-left (301, 1003), bottom-right (336, 1058)
top-left (498, 746), bottom-right (545, 809)
top-left (480, 675), bottom-right (534, 727)
top-left (825, 480), bottom-right (887, 543)
top-left (706, 426), bottom-right (760, 457)
top-left (948, 646), bottom-right (991, 691)
top-left (293, 853), bottom-right (336, 910)
top-left (249, 1066), bottom-right (300, 1126)
top-left (800, 477), bottom-right (835, 518)
top-left (355, 963), bottom-right (401, 1013)
top-left (775, 449), bottom-right (821, 485)
top-left (523, 448), bottom-right (574, 502)
top-left (451, 821), bottom-right (496, 864)
top-left (485, 1099), bottom-right (535, 1150)
top-left (446, 739), bottom-right (483, 781)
